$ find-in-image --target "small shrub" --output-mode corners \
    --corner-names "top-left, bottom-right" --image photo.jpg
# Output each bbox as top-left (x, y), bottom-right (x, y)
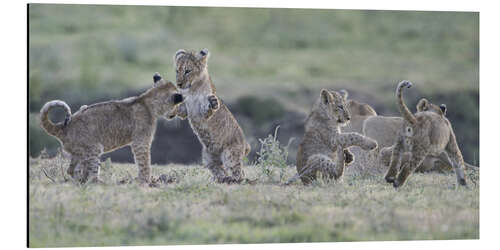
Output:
top-left (254, 126), bottom-right (294, 184)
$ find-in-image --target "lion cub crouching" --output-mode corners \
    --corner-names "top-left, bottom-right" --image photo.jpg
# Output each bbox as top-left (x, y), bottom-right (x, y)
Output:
top-left (294, 89), bottom-right (378, 185)
top-left (174, 49), bottom-right (250, 184)
top-left (40, 73), bottom-right (183, 184)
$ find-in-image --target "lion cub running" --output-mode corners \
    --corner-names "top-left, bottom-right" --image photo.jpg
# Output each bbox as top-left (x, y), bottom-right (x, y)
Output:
top-left (174, 49), bottom-right (250, 184)
top-left (384, 80), bottom-right (467, 188)
top-left (40, 74), bottom-right (183, 184)
top-left (294, 89), bottom-right (378, 185)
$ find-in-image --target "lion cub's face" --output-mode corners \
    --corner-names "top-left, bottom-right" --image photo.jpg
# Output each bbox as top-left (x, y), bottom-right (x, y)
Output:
top-left (319, 89), bottom-right (351, 126)
top-left (152, 78), bottom-right (184, 119)
top-left (174, 49), bottom-right (209, 90)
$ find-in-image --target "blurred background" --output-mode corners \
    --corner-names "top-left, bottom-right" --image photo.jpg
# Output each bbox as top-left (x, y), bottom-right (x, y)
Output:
top-left (28, 4), bottom-right (479, 165)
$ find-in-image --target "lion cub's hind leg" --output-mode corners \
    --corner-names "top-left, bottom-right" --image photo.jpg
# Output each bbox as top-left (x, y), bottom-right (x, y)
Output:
top-left (80, 156), bottom-right (103, 184)
top-left (67, 156), bottom-right (80, 179)
top-left (444, 135), bottom-right (467, 186)
top-left (302, 154), bottom-right (337, 184)
top-left (221, 148), bottom-right (245, 184)
top-left (394, 149), bottom-right (426, 188)
top-left (203, 149), bottom-right (227, 183)
top-left (384, 137), bottom-right (404, 183)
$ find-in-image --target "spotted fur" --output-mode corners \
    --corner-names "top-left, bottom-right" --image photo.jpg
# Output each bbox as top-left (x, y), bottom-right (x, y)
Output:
top-left (293, 89), bottom-right (378, 185)
top-left (174, 49), bottom-right (250, 184)
top-left (384, 80), bottom-right (467, 188)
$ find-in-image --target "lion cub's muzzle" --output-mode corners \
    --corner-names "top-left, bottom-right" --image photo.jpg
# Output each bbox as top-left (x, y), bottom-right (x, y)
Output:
top-left (173, 94), bottom-right (184, 104)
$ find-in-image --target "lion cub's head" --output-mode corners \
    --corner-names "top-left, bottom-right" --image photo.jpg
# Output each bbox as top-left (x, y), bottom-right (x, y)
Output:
top-left (317, 89), bottom-right (351, 126)
top-left (416, 98), bottom-right (447, 116)
top-left (150, 73), bottom-right (184, 119)
top-left (173, 48), bottom-right (209, 90)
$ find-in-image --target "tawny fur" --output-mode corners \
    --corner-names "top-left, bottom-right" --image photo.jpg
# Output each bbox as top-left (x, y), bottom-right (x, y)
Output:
top-left (39, 74), bottom-right (183, 184)
top-left (384, 80), bottom-right (467, 188)
top-left (363, 98), bottom-right (476, 172)
top-left (174, 49), bottom-right (250, 184)
top-left (339, 89), bottom-right (377, 134)
top-left (293, 89), bottom-right (378, 185)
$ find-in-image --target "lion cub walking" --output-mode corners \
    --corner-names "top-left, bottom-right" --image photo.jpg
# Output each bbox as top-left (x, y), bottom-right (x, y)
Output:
top-left (174, 49), bottom-right (250, 184)
top-left (294, 89), bottom-right (378, 184)
top-left (40, 74), bottom-right (183, 184)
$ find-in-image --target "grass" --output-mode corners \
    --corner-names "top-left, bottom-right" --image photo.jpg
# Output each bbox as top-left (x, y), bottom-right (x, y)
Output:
top-left (28, 154), bottom-right (479, 247)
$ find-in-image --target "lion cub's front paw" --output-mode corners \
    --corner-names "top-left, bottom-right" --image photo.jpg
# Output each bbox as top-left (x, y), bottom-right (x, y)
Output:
top-left (208, 95), bottom-right (219, 110)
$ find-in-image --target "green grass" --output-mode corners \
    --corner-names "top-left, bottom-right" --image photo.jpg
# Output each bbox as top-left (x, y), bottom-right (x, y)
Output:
top-left (29, 155), bottom-right (479, 247)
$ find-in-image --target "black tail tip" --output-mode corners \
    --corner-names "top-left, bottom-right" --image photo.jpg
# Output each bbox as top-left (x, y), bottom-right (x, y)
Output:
top-left (153, 72), bottom-right (162, 83)
top-left (173, 94), bottom-right (183, 104)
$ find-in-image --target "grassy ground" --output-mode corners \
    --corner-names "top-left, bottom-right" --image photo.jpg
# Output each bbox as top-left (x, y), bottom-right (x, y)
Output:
top-left (28, 154), bottom-right (479, 247)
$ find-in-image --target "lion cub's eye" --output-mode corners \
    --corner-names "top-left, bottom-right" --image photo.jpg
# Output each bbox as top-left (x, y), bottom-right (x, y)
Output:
top-left (184, 69), bottom-right (192, 75)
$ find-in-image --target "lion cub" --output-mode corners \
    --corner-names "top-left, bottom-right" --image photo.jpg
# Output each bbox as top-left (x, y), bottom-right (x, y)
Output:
top-left (377, 99), bottom-right (453, 172)
top-left (40, 73), bottom-right (183, 184)
top-left (174, 49), bottom-right (250, 184)
top-left (295, 89), bottom-right (378, 184)
top-left (384, 80), bottom-right (467, 188)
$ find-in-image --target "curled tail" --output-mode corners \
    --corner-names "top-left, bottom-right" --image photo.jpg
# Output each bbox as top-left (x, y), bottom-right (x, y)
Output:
top-left (40, 100), bottom-right (71, 138)
top-left (396, 80), bottom-right (417, 124)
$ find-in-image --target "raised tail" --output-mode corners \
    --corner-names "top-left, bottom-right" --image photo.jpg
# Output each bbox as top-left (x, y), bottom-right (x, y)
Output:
top-left (39, 100), bottom-right (72, 138)
top-left (396, 80), bottom-right (417, 124)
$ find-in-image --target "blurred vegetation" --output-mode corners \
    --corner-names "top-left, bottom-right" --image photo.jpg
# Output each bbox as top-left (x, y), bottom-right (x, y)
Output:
top-left (28, 4), bottom-right (478, 163)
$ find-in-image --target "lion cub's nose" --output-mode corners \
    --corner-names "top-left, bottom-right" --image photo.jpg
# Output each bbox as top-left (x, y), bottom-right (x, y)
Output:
top-left (173, 94), bottom-right (183, 104)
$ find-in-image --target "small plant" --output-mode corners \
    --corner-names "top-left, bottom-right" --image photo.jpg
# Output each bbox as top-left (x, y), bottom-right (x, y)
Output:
top-left (254, 126), bottom-right (294, 184)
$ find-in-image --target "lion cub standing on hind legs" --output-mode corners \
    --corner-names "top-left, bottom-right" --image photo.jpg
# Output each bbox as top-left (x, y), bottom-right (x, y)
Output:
top-left (291, 89), bottom-right (378, 185)
top-left (40, 74), bottom-right (184, 184)
top-left (174, 49), bottom-right (250, 184)
top-left (384, 80), bottom-right (467, 188)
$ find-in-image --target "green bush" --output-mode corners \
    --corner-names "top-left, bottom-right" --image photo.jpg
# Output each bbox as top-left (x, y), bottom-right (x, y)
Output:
top-left (254, 126), bottom-right (294, 184)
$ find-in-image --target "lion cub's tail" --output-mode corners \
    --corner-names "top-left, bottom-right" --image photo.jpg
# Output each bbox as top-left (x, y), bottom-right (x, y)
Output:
top-left (40, 100), bottom-right (72, 138)
top-left (396, 80), bottom-right (417, 124)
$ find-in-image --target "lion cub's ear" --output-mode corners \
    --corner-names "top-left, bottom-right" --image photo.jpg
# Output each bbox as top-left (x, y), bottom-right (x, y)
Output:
top-left (320, 89), bottom-right (333, 105)
top-left (198, 48), bottom-right (209, 65)
top-left (416, 98), bottom-right (429, 112)
top-left (439, 104), bottom-right (447, 116)
top-left (174, 49), bottom-right (186, 62)
top-left (152, 72), bottom-right (166, 87)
